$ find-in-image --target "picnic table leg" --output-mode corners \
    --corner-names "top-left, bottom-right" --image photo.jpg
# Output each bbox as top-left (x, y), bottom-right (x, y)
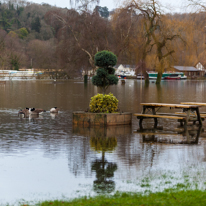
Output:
top-left (195, 108), bottom-right (202, 125)
top-left (194, 125), bottom-right (202, 144)
top-left (180, 120), bottom-right (184, 126)
top-left (139, 106), bottom-right (147, 128)
top-left (142, 106), bottom-right (146, 114)
top-left (184, 127), bottom-right (190, 143)
top-left (139, 117), bottom-right (143, 128)
top-left (183, 109), bottom-right (191, 128)
top-left (152, 107), bottom-right (158, 128)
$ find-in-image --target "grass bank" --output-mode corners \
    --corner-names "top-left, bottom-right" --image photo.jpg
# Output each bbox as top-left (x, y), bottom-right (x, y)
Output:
top-left (30, 190), bottom-right (206, 206)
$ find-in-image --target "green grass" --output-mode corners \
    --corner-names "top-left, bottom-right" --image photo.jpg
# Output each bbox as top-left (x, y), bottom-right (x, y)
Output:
top-left (28, 190), bottom-right (206, 206)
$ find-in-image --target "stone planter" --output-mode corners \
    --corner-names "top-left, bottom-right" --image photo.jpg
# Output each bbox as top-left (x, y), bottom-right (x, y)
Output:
top-left (73, 111), bottom-right (132, 126)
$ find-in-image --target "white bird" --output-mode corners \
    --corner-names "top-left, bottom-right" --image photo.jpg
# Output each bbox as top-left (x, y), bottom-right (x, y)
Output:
top-left (50, 107), bottom-right (59, 113)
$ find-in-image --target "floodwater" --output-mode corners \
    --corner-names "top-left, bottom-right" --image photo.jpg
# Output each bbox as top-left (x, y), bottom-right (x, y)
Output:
top-left (1, 79), bottom-right (206, 205)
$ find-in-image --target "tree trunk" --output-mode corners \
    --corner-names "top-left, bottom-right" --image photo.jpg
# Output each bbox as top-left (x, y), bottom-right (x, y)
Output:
top-left (156, 72), bottom-right (162, 84)
top-left (84, 74), bottom-right (88, 84)
top-left (156, 59), bottom-right (163, 84)
top-left (144, 71), bottom-right (149, 84)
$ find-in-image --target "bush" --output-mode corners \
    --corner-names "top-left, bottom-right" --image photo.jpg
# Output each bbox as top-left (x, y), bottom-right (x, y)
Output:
top-left (94, 50), bottom-right (117, 68)
top-left (89, 93), bottom-right (119, 113)
top-left (92, 51), bottom-right (119, 94)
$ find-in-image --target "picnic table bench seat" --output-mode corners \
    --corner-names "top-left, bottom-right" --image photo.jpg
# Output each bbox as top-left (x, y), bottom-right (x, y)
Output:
top-left (133, 113), bottom-right (186, 120)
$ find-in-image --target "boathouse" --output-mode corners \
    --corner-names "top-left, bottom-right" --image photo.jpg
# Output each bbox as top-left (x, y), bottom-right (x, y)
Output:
top-left (172, 62), bottom-right (206, 77)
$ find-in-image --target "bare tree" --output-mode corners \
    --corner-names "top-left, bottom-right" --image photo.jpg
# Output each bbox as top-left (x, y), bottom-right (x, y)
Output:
top-left (27, 39), bottom-right (56, 70)
top-left (45, 7), bottom-right (111, 76)
top-left (187, 0), bottom-right (206, 11)
top-left (126, 0), bottom-right (183, 84)
top-left (69, 0), bottom-right (99, 11)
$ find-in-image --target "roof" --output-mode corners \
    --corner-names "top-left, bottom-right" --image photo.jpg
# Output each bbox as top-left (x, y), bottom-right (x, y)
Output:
top-left (173, 66), bottom-right (200, 72)
top-left (115, 64), bottom-right (136, 69)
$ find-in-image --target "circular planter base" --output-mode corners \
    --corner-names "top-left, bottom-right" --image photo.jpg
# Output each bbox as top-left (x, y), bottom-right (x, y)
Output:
top-left (73, 111), bottom-right (132, 126)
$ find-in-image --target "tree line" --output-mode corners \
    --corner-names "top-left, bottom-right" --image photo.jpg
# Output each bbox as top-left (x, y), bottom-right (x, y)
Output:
top-left (0, 0), bottom-right (206, 81)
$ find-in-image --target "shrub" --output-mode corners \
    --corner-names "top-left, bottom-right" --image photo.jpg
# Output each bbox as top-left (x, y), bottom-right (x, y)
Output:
top-left (89, 93), bottom-right (119, 113)
top-left (94, 50), bottom-right (117, 68)
top-left (92, 51), bottom-right (119, 94)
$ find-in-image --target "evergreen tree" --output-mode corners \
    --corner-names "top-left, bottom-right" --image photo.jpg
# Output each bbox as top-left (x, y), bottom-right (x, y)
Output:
top-left (31, 16), bottom-right (41, 33)
top-left (92, 51), bottom-right (119, 94)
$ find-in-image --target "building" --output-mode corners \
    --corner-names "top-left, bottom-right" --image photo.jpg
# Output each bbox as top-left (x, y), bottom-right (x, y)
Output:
top-left (173, 62), bottom-right (206, 77)
top-left (115, 64), bottom-right (136, 76)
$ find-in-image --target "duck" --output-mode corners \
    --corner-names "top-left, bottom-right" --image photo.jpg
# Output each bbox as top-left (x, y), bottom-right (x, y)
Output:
top-left (50, 107), bottom-right (59, 113)
top-left (18, 107), bottom-right (30, 117)
top-left (29, 108), bottom-right (46, 114)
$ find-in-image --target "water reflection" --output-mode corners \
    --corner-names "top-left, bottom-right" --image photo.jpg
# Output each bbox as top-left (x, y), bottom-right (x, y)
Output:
top-left (50, 113), bottom-right (58, 119)
top-left (73, 125), bottom-right (132, 193)
top-left (135, 125), bottom-right (203, 144)
top-left (73, 125), bottom-right (132, 138)
top-left (90, 136), bottom-right (117, 193)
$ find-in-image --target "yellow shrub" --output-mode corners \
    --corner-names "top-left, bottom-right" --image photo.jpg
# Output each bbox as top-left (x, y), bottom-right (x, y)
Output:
top-left (89, 93), bottom-right (119, 113)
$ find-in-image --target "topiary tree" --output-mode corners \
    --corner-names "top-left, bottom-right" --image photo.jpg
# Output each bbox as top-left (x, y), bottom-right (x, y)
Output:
top-left (92, 50), bottom-right (119, 94)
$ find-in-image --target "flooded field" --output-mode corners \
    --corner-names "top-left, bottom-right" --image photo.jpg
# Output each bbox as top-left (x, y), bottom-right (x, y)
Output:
top-left (1, 79), bottom-right (206, 205)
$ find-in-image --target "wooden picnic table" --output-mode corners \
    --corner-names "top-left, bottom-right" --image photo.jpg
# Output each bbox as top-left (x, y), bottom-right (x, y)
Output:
top-left (134, 103), bottom-right (202, 128)
top-left (180, 102), bottom-right (206, 106)
top-left (178, 102), bottom-right (206, 116)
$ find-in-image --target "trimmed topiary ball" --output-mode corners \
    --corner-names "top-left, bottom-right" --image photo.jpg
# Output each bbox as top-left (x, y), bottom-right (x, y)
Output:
top-left (89, 93), bottom-right (119, 113)
top-left (94, 50), bottom-right (117, 68)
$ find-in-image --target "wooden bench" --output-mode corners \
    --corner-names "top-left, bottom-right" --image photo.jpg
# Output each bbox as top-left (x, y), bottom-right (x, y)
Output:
top-left (158, 112), bottom-right (205, 120)
top-left (134, 113), bottom-right (186, 120)
top-left (134, 113), bottom-right (186, 127)
top-left (175, 111), bottom-right (205, 116)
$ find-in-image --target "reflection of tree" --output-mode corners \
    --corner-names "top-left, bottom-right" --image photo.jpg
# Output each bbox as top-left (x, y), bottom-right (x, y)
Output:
top-left (90, 136), bottom-right (117, 193)
top-left (90, 136), bottom-right (117, 153)
top-left (92, 160), bottom-right (117, 193)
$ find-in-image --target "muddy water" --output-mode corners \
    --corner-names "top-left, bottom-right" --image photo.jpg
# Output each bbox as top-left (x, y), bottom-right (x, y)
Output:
top-left (0, 79), bottom-right (206, 205)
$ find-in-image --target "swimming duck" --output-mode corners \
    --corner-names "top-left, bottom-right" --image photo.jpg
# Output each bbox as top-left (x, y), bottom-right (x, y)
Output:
top-left (18, 107), bottom-right (29, 117)
top-left (29, 108), bottom-right (46, 114)
top-left (50, 107), bottom-right (59, 113)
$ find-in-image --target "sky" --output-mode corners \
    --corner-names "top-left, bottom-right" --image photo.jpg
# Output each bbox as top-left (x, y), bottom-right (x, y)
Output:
top-left (30, 0), bottom-right (116, 10)
top-left (30, 0), bottom-right (188, 13)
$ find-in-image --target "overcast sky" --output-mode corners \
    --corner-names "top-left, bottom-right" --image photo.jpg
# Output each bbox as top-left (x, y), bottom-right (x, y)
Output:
top-left (30, 0), bottom-right (188, 13)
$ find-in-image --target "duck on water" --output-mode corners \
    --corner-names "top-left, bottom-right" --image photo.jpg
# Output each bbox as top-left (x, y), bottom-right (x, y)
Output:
top-left (29, 108), bottom-right (46, 114)
top-left (18, 107), bottom-right (58, 117)
top-left (18, 107), bottom-right (46, 117)
top-left (50, 107), bottom-right (59, 113)
top-left (18, 107), bottom-right (29, 116)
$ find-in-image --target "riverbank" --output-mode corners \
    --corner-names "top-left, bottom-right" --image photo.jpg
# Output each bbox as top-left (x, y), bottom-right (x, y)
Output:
top-left (31, 190), bottom-right (206, 205)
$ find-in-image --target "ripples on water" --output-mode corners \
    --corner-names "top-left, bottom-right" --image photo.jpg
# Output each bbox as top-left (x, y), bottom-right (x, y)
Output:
top-left (0, 80), bottom-right (206, 205)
